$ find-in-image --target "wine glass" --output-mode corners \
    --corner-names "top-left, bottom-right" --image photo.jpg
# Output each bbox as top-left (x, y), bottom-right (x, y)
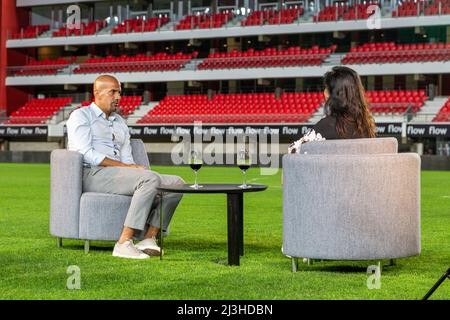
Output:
top-left (237, 149), bottom-right (251, 189)
top-left (189, 149), bottom-right (203, 189)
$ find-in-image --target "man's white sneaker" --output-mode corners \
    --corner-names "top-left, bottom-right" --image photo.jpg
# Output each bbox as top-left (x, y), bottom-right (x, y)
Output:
top-left (135, 237), bottom-right (161, 256)
top-left (112, 240), bottom-right (149, 259)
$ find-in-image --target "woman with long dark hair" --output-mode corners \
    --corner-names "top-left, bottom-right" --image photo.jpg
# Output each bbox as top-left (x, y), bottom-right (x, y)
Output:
top-left (317, 65), bottom-right (376, 139)
top-left (289, 66), bottom-right (376, 153)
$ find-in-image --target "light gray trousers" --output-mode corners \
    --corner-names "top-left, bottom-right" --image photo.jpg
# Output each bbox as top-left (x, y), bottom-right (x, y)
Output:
top-left (82, 166), bottom-right (184, 233)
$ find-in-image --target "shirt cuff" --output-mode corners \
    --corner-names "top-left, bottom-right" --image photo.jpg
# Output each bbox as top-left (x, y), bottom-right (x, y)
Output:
top-left (84, 149), bottom-right (106, 166)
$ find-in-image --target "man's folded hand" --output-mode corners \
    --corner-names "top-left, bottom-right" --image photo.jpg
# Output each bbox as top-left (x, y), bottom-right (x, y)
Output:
top-left (127, 164), bottom-right (147, 170)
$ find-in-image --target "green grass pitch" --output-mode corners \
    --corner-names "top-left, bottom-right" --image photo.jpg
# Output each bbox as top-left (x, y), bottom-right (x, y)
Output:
top-left (0, 163), bottom-right (449, 300)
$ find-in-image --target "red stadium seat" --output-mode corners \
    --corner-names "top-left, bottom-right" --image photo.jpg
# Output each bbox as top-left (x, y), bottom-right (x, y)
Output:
top-left (52, 20), bottom-right (106, 37)
top-left (241, 8), bottom-right (304, 26)
top-left (136, 90), bottom-right (429, 124)
top-left (366, 90), bottom-right (427, 115)
top-left (11, 25), bottom-right (49, 39)
top-left (198, 45), bottom-right (336, 70)
top-left (73, 52), bottom-right (198, 74)
top-left (432, 98), bottom-right (450, 122)
top-left (111, 16), bottom-right (170, 34)
top-left (341, 41), bottom-right (450, 65)
top-left (136, 92), bottom-right (325, 124)
top-left (13, 57), bottom-right (73, 76)
top-left (4, 97), bottom-right (73, 124)
top-left (175, 12), bottom-right (234, 30)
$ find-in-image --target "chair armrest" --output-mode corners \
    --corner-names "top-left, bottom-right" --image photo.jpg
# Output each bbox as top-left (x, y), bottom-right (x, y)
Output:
top-left (49, 149), bottom-right (83, 239)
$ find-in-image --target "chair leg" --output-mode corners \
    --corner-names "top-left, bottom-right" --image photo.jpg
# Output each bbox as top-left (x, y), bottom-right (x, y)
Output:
top-left (84, 240), bottom-right (90, 254)
top-left (56, 237), bottom-right (62, 248)
top-left (291, 258), bottom-right (299, 273)
top-left (159, 194), bottom-right (164, 261)
top-left (307, 258), bottom-right (313, 266)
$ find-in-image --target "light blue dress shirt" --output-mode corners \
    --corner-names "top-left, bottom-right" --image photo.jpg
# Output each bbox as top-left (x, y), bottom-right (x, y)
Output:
top-left (66, 102), bottom-right (135, 167)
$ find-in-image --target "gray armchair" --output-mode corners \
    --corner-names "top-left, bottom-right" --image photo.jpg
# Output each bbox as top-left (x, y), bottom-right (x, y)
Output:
top-left (282, 138), bottom-right (421, 272)
top-left (50, 139), bottom-right (150, 253)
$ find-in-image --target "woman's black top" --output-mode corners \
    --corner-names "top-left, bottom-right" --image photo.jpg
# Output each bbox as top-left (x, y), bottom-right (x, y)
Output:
top-left (313, 115), bottom-right (368, 140)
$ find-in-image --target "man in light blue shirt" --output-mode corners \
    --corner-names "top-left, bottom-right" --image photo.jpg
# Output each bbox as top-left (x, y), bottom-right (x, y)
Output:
top-left (66, 75), bottom-right (184, 259)
top-left (67, 96), bottom-right (136, 168)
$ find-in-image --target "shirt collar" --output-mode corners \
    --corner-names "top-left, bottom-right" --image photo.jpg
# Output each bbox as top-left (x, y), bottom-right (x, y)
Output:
top-left (90, 102), bottom-right (117, 121)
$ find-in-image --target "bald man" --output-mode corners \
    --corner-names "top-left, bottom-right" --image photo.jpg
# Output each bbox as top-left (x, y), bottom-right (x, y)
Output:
top-left (66, 75), bottom-right (184, 259)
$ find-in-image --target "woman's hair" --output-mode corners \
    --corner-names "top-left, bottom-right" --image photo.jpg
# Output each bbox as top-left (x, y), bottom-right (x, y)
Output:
top-left (323, 66), bottom-right (376, 138)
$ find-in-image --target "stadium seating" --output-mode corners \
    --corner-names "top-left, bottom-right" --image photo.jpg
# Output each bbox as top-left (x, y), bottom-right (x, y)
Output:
top-left (392, 0), bottom-right (450, 17)
top-left (13, 57), bottom-right (74, 76)
top-left (198, 45), bottom-right (337, 69)
top-left (52, 20), bottom-right (107, 37)
top-left (73, 52), bottom-right (198, 74)
top-left (137, 90), bottom-right (427, 124)
top-left (313, 2), bottom-right (379, 22)
top-left (432, 97), bottom-right (450, 122)
top-left (137, 92), bottom-right (324, 124)
top-left (241, 8), bottom-right (304, 26)
top-left (5, 97), bottom-right (72, 124)
top-left (424, 0), bottom-right (450, 15)
top-left (11, 25), bottom-right (49, 39)
top-left (392, 0), bottom-right (423, 17)
top-left (77, 96), bottom-right (142, 117)
top-left (112, 16), bottom-right (170, 33)
top-left (366, 90), bottom-right (427, 114)
top-left (117, 96), bottom-right (142, 117)
top-left (342, 42), bottom-right (450, 64)
top-left (175, 12), bottom-right (234, 30)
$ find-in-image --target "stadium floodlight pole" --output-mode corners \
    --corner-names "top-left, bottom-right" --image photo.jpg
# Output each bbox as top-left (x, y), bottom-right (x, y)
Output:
top-left (422, 267), bottom-right (450, 300)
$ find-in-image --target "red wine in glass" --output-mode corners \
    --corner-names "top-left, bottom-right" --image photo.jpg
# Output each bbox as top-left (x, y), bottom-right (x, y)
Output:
top-left (189, 149), bottom-right (203, 189)
top-left (190, 163), bottom-right (202, 171)
top-left (238, 164), bottom-right (250, 171)
top-left (237, 149), bottom-right (251, 189)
